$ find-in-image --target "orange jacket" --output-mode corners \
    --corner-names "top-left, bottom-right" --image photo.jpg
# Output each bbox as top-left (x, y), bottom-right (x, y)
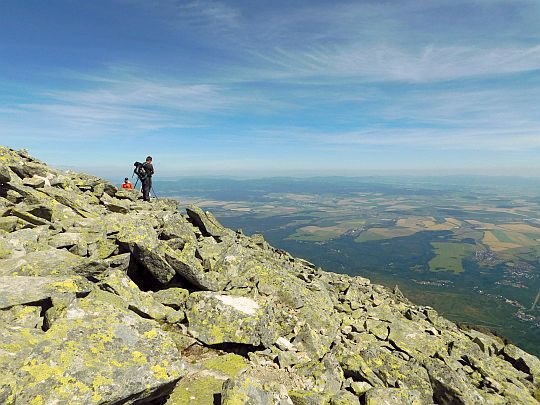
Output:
top-left (121, 181), bottom-right (133, 189)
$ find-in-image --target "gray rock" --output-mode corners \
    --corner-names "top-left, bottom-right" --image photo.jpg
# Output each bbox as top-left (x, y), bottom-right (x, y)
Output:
top-left (48, 232), bottom-right (84, 248)
top-left (160, 212), bottom-right (198, 242)
top-left (0, 163), bottom-right (11, 183)
top-left (0, 275), bottom-right (91, 309)
top-left (152, 287), bottom-right (190, 310)
top-left (101, 193), bottom-right (131, 213)
top-left (186, 292), bottom-right (279, 347)
top-left (0, 249), bottom-right (87, 277)
top-left (115, 188), bottom-right (141, 201)
top-left (100, 269), bottom-right (184, 324)
top-left (423, 357), bottom-right (485, 405)
top-left (186, 204), bottom-right (233, 238)
top-left (364, 388), bottom-right (424, 405)
top-left (502, 344), bottom-right (540, 383)
top-left (13, 290), bottom-right (187, 404)
top-left (131, 241), bottom-right (177, 284)
top-left (221, 373), bottom-right (293, 405)
top-left (0, 217), bottom-right (18, 232)
top-left (288, 390), bottom-right (331, 405)
top-left (22, 176), bottom-right (46, 188)
top-left (5, 208), bottom-right (51, 226)
top-left (330, 390), bottom-right (360, 405)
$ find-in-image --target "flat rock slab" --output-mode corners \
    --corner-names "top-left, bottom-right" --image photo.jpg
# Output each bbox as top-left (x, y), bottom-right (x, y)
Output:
top-left (0, 275), bottom-right (91, 309)
top-left (186, 292), bottom-right (278, 347)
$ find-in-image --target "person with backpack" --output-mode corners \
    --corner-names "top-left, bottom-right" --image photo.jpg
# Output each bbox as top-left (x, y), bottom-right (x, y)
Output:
top-left (134, 156), bottom-right (154, 201)
top-left (141, 156), bottom-right (154, 201)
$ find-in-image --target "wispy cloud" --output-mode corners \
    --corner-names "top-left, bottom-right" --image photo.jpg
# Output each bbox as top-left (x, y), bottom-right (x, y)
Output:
top-left (250, 44), bottom-right (540, 83)
top-left (121, 0), bottom-right (241, 34)
top-left (310, 128), bottom-right (540, 152)
top-left (174, 0), bottom-right (241, 30)
top-left (0, 73), bottom-right (252, 138)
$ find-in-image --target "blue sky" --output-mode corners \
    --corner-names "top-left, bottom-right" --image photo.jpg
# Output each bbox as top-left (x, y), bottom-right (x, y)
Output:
top-left (1, 0), bottom-right (539, 178)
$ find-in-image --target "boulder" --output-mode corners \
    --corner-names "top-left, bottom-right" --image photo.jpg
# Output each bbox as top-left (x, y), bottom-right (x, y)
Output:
top-left (166, 353), bottom-right (249, 405)
top-left (0, 275), bottom-right (91, 309)
top-left (167, 241), bottom-right (229, 290)
top-left (0, 217), bottom-right (18, 232)
top-left (364, 388), bottom-right (424, 405)
top-left (22, 176), bottom-right (47, 188)
top-left (131, 241), bottom-right (178, 284)
top-left (48, 232), bottom-right (84, 248)
top-left (0, 249), bottom-right (87, 277)
top-left (502, 344), bottom-right (540, 383)
top-left (186, 292), bottom-right (279, 347)
top-left (0, 163), bottom-right (11, 183)
top-left (160, 212), bottom-right (198, 243)
top-left (13, 290), bottom-right (187, 404)
top-left (288, 390), bottom-right (331, 405)
top-left (186, 204), bottom-right (233, 238)
top-left (115, 188), bottom-right (141, 201)
top-left (221, 373), bottom-right (293, 405)
top-left (152, 287), bottom-right (190, 310)
top-left (100, 193), bottom-right (131, 213)
top-left (99, 269), bottom-right (183, 323)
top-left (330, 390), bottom-right (360, 405)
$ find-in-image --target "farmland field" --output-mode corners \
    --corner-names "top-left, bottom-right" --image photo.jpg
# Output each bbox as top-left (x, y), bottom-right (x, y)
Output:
top-left (429, 242), bottom-right (476, 273)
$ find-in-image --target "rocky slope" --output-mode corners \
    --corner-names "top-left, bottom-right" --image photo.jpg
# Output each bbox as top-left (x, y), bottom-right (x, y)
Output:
top-left (0, 145), bottom-right (539, 405)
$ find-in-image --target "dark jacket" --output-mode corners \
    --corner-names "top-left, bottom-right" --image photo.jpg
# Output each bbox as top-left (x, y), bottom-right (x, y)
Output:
top-left (143, 162), bottom-right (154, 177)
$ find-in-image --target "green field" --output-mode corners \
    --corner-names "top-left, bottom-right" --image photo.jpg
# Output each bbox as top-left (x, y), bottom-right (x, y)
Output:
top-left (492, 229), bottom-right (515, 243)
top-left (429, 242), bottom-right (476, 274)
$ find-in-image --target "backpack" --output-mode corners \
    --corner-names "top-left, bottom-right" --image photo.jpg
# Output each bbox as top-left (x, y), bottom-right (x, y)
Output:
top-left (133, 162), bottom-right (147, 181)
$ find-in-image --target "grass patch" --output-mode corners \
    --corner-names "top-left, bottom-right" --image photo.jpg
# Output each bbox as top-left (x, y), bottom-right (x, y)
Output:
top-left (492, 230), bottom-right (514, 243)
top-left (429, 242), bottom-right (476, 274)
top-left (288, 221), bottom-right (365, 242)
top-left (355, 230), bottom-right (389, 243)
top-left (355, 227), bottom-right (418, 243)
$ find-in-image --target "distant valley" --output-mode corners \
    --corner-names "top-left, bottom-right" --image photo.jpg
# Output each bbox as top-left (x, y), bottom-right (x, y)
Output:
top-left (155, 176), bottom-right (540, 356)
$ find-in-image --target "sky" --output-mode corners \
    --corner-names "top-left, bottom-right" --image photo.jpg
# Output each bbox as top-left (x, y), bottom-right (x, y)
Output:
top-left (1, 0), bottom-right (539, 178)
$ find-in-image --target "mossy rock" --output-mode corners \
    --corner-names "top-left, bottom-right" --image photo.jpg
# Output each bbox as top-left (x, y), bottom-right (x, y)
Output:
top-left (14, 290), bottom-right (186, 404)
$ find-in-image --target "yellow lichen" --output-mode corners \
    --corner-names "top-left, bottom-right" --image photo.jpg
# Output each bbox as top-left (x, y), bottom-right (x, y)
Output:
top-left (51, 279), bottom-right (79, 292)
top-left (143, 329), bottom-right (158, 339)
top-left (29, 395), bottom-right (44, 405)
top-left (92, 374), bottom-right (113, 391)
top-left (110, 359), bottom-right (123, 368)
top-left (92, 392), bottom-right (103, 403)
top-left (131, 351), bottom-right (147, 365)
top-left (151, 365), bottom-right (169, 380)
top-left (21, 359), bottom-right (63, 382)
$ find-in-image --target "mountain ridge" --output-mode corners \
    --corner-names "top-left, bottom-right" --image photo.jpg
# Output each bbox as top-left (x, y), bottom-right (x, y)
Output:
top-left (0, 145), bottom-right (539, 404)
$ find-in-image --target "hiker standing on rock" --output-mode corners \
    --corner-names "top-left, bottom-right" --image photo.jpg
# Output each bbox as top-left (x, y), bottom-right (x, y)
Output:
top-left (141, 156), bottom-right (154, 202)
